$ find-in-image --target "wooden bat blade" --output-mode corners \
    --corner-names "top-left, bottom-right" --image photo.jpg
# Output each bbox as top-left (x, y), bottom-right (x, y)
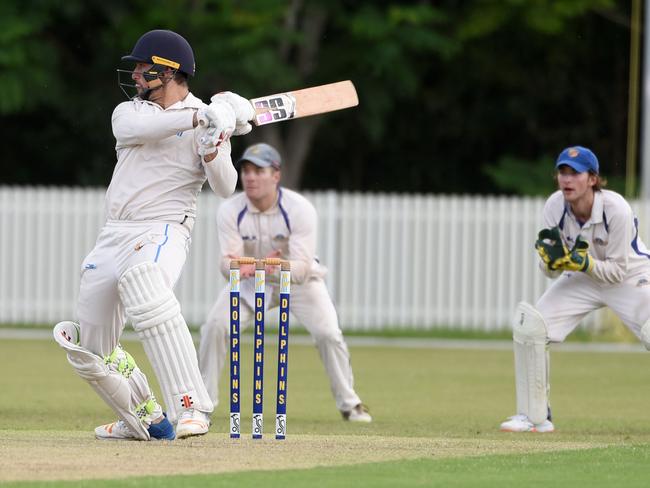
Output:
top-left (250, 80), bottom-right (358, 126)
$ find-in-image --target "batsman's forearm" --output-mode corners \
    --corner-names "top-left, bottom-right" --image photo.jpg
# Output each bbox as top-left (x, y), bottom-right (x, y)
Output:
top-left (204, 143), bottom-right (237, 198)
top-left (112, 103), bottom-right (195, 145)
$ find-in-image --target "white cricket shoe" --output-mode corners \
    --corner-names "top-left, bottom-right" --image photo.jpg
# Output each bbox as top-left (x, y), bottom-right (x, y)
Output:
top-left (175, 409), bottom-right (211, 439)
top-left (95, 420), bottom-right (137, 440)
top-left (500, 414), bottom-right (555, 433)
top-left (341, 403), bottom-right (372, 423)
top-left (95, 415), bottom-right (175, 440)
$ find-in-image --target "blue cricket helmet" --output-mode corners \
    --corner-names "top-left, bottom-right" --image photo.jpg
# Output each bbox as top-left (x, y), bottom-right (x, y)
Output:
top-left (122, 29), bottom-right (195, 76)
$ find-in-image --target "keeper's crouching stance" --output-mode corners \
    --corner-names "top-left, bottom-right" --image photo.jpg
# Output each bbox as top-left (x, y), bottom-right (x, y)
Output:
top-left (501, 145), bottom-right (650, 433)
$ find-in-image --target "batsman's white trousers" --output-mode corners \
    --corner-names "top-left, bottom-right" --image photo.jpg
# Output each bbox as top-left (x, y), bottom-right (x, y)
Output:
top-left (77, 221), bottom-right (189, 385)
top-left (536, 270), bottom-right (650, 342)
top-left (199, 277), bottom-right (363, 412)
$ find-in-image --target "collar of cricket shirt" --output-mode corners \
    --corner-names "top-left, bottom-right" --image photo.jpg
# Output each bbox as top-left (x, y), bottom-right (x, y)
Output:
top-left (565, 190), bottom-right (604, 228)
top-left (165, 91), bottom-right (204, 110)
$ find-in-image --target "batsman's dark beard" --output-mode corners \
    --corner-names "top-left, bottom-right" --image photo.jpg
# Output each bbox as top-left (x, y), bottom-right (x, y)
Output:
top-left (139, 87), bottom-right (153, 101)
top-left (141, 85), bottom-right (166, 101)
top-left (139, 78), bottom-right (167, 101)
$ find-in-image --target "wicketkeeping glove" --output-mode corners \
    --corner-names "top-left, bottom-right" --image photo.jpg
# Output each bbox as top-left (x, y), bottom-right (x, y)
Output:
top-left (556, 236), bottom-right (594, 273)
top-left (535, 227), bottom-right (567, 271)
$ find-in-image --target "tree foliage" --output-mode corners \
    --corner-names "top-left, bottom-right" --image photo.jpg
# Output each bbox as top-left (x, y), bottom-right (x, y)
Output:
top-left (0, 0), bottom-right (632, 196)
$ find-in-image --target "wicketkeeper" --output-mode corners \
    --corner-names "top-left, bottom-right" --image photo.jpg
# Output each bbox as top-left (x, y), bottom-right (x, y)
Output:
top-left (53, 29), bottom-right (256, 440)
top-left (199, 143), bottom-right (372, 423)
top-left (501, 146), bottom-right (650, 433)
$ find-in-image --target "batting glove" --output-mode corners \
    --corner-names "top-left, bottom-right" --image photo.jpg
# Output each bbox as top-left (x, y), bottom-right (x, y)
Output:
top-left (196, 125), bottom-right (232, 157)
top-left (535, 227), bottom-right (567, 271)
top-left (211, 91), bottom-right (255, 136)
top-left (197, 99), bottom-right (236, 131)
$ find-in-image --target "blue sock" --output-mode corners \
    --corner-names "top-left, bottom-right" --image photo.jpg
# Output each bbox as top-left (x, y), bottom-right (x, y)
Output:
top-left (148, 413), bottom-right (175, 440)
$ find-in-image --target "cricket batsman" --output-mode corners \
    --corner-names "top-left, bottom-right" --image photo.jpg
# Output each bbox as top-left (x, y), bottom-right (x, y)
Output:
top-left (52, 29), bottom-right (256, 440)
top-left (501, 146), bottom-right (650, 432)
top-left (199, 143), bottom-right (372, 423)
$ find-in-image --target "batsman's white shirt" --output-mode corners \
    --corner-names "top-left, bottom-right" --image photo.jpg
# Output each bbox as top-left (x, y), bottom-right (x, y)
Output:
top-left (78, 93), bottom-right (237, 358)
top-left (536, 189), bottom-right (650, 342)
top-left (199, 187), bottom-right (364, 412)
top-left (106, 93), bottom-right (237, 223)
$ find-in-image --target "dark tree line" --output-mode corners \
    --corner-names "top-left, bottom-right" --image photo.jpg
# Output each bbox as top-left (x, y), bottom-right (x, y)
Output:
top-left (0, 0), bottom-right (631, 195)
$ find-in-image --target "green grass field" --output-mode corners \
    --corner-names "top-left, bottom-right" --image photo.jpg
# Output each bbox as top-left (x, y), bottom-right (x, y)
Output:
top-left (2, 334), bottom-right (650, 486)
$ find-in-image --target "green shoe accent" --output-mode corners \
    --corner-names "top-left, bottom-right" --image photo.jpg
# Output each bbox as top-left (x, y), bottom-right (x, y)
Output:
top-left (72, 323), bottom-right (81, 345)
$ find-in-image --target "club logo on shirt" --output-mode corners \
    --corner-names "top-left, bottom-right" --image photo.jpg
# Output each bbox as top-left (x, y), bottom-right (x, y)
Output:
top-left (637, 278), bottom-right (649, 287)
top-left (593, 237), bottom-right (606, 246)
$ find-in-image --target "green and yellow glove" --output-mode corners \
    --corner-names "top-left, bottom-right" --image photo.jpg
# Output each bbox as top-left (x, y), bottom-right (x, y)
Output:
top-left (535, 227), bottom-right (568, 271)
top-left (556, 236), bottom-right (593, 273)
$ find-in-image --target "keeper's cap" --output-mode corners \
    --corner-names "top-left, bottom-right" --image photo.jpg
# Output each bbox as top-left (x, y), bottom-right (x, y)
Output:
top-left (237, 143), bottom-right (282, 169)
top-left (555, 146), bottom-right (599, 174)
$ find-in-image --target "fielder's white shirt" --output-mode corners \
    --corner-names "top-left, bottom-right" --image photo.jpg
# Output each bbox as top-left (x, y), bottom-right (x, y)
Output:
top-left (541, 189), bottom-right (650, 283)
top-left (105, 93), bottom-right (237, 223)
top-left (217, 187), bottom-right (327, 284)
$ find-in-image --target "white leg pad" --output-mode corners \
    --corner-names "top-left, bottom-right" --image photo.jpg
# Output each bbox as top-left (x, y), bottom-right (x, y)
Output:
top-left (119, 262), bottom-right (213, 423)
top-left (53, 321), bottom-right (151, 440)
top-left (512, 302), bottom-right (549, 425)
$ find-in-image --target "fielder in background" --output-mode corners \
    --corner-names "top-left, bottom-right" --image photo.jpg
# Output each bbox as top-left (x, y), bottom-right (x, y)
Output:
top-left (199, 143), bottom-right (372, 423)
top-left (52, 29), bottom-right (256, 440)
top-left (501, 146), bottom-right (650, 433)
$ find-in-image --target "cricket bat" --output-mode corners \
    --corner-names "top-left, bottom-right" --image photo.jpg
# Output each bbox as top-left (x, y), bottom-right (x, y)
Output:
top-left (249, 80), bottom-right (358, 126)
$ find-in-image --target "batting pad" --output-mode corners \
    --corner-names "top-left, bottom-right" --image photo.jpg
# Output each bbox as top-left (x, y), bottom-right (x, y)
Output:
top-left (53, 321), bottom-right (151, 440)
top-left (512, 302), bottom-right (549, 425)
top-left (119, 262), bottom-right (213, 423)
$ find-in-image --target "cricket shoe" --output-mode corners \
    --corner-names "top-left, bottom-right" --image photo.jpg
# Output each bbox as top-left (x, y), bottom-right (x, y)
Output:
top-left (95, 414), bottom-right (175, 441)
top-left (341, 403), bottom-right (372, 423)
top-left (175, 409), bottom-right (211, 439)
top-left (500, 414), bottom-right (555, 433)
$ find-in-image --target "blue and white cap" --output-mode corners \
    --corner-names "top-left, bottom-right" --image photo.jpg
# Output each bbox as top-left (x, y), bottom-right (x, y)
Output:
top-left (555, 146), bottom-right (599, 174)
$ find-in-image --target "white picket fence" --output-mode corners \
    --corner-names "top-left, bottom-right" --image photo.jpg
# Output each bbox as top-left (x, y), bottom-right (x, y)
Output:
top-left (3, 186), bottom-right (648, 331)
